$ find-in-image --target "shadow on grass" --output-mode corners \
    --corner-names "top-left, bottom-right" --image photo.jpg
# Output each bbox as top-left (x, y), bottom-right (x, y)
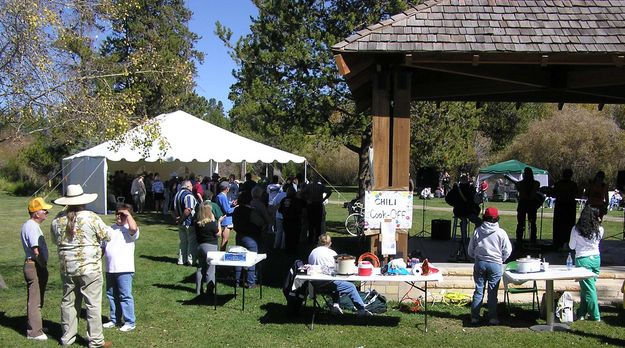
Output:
top-left (152, 283), bottom-right (195, 294)
top-left (425, 303), bottom-right (540, 329)
top-left (139, 254), bottom-right (179, 264)
top-left (178, 293), bottom-right (236, 307)
top-left (569, 329), bottom-right (625, 346)
top-left (0, 311), bottom-right (98, 346)
top-left (258, 302), bottom-right (400, 327)
top-left (325, 220), bottom-right (346, 234)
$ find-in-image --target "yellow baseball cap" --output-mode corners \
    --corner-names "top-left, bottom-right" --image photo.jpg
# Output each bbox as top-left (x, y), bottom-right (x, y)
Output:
top-left (28, 197), bottom-right (53, 213)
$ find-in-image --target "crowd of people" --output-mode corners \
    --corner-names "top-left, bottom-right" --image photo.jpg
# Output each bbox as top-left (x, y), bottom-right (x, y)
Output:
top-left (167, 171), bottom-right (332, 293)
top-left (18, 166), bottom-right (612, 343)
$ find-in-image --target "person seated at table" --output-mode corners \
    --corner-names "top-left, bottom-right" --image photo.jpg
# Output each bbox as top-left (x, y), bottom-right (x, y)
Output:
top-left (467, 207), bottom-right (512, 325)
top-left (308, 234), bottom-right (372, 316)
top-left (569, 205), bottom-right (604, 322)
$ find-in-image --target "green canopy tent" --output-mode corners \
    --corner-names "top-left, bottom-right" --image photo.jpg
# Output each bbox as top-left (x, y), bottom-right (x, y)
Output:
top-left (478, 160), bottom-right (550, 188)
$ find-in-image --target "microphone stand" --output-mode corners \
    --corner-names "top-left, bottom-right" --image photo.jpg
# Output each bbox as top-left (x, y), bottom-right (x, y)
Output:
top-left (417, 196), bottom-right (429, 237)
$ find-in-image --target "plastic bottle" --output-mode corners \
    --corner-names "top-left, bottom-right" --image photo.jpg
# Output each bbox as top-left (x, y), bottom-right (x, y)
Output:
top-left (566, 252), bottom-right (573, 270)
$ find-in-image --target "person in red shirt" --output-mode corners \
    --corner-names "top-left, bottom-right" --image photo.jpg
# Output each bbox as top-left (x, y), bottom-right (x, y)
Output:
top-left (478, 180), bottom-right (489, 203)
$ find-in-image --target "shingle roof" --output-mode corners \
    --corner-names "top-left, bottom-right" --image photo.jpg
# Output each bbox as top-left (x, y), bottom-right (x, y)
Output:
top-left (332, 0), bottom-right (625, 54)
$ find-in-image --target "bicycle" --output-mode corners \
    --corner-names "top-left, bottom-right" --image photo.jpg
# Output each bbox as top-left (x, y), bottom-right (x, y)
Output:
top-left (343, 200), bottom-right (365, 237)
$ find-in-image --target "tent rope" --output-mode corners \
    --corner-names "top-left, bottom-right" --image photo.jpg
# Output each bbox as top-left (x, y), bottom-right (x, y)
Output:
top-left (304, 162), bottom-right (348, 203)
top-left (30, 157), bottom-right (85, 200)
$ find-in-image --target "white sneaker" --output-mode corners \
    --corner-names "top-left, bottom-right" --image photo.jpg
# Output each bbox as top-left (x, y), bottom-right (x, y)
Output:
top-left (119, 323), bottom-right (135, 332)
top-left (330, 305), bottom-right (343, 315)
top-left (102, 321), bottom-right (116, 329)
top-left (488, 318), bottom-right (500, 325)
top-left (356, 309), bottom-right (373, 316)
top-left (27, 333), bottom-right (48, 340)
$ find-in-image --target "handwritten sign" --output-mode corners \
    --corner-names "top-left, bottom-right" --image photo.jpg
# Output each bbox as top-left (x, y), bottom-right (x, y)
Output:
top-left (380, 219), bottom-right (397, 255)
top-left (364, 191), bottom-right (413, 229)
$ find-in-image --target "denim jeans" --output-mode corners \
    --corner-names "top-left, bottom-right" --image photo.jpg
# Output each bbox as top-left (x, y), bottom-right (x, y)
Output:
top-left (334, 281), bottom-right (365, 310)
top-left (471, 261), bottom-right (503, 320)
top-left (235, 235), bottom-right (258, 286)
top-left (273, 218), bottom-right (285, 249)
top-left (105, 272), bottom-right (135, 326)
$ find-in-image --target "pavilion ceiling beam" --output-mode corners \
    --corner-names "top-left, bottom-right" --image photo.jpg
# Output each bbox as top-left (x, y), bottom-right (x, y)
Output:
top-left (563, 88), bottom-right (625, 103)
top-left (566, 68), bottom-right (625, 89)
top-left (406, 63), bottom-right (549, 89)
top-left (414, 86), bottom-right (541, 100)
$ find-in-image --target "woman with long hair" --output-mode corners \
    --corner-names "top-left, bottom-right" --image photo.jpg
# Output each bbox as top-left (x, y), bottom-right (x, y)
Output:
top-left (194, 201), bottom-right (223, 295)
top-left (569, 205), bottom-right (604, 321)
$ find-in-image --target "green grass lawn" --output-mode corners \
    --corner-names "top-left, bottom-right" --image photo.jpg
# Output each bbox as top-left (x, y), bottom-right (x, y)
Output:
top-left (1, 191), bottom-right (624, 347)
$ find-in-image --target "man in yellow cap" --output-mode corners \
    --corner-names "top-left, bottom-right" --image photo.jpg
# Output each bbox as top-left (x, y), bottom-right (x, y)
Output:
top-left (21, 197), bottom-right (53, 340)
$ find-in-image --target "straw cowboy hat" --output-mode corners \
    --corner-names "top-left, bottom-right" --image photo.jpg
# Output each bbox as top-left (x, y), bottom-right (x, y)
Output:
top-left (54, 184), bottom-right (98, 206)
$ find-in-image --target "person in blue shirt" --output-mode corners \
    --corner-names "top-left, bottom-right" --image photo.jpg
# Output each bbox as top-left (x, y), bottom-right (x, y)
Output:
top-left (173, 180), bottom-right (198, 265)
top-left (216, 181), bottom-right (236, 251)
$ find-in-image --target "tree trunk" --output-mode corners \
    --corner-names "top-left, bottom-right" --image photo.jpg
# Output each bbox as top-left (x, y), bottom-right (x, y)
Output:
top-left (357, 126), bottom-right (372, 201)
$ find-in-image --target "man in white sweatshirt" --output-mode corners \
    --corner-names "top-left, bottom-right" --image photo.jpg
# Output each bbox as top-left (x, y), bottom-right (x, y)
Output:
top-left (467, 207), bottom-right (512, 325)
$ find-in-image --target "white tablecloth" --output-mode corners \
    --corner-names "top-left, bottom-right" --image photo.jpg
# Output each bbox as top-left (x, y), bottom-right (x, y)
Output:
top-left (205, 251), bottom-right (267, 268)
top-left (294, 268), bottom-right (443, 289)
top-left (504, 266), bottom-right (597, 285)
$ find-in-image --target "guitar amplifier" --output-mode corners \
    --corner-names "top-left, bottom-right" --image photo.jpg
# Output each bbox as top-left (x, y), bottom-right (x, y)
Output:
top-left (431, 219), bottom-right (451, 240)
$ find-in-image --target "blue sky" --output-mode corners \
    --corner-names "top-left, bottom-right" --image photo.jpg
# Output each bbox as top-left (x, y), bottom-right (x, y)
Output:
top-left (187, 0), bottom-right (258, 113)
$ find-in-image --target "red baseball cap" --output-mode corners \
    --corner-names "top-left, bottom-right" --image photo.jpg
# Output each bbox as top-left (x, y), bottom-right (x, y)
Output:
top-left (484, 207), bottom-right (499, 219)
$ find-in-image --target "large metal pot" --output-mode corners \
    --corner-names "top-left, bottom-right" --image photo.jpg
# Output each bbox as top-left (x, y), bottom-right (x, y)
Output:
top-left (335, 254), bottom-right (356, 275)
top-left (516, 256), bottom-right (541, 273)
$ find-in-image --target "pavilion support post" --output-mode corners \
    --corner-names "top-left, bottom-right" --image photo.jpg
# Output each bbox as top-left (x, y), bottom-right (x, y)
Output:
top-left (372, 67), bottom-right (391, 190)
top-left (370, 65), bottom-right (412, 258)
top-left (391, 67), bottom-right (411, 190)
top-left (371, 66), bottom-right (411, 190)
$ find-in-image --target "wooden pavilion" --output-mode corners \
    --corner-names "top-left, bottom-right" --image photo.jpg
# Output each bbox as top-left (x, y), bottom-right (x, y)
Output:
top-left (332, 0), bottom-right (625, 191)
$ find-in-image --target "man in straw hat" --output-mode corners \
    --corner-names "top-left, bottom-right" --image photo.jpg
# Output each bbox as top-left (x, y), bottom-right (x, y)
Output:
top-left (21, 197), bottom-right (53, 341)
top-left (50, 184), bottom-right (112, 347)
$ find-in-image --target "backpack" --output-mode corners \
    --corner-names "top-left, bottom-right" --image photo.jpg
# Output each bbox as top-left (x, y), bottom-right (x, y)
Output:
top-left (335, 289), bottom-right (388, 314)
top-left (283, 260), bottom-right (307, 316)
top-left (556, 291), bottom-right (574, 323)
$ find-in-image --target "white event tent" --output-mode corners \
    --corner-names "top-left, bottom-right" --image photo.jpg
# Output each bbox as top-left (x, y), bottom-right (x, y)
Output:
top-left (62, 110), bottom-right (307, 213)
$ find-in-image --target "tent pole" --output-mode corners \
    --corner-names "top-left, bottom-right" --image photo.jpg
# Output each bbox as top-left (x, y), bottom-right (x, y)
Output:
top-left (304, 161), bottom-right (308, 182)
top-left (265, 163), bottom-right (269, 178)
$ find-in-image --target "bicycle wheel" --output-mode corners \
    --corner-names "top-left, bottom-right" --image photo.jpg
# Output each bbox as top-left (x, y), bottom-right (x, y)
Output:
top-left (345, 213), bottom-right (361, 236)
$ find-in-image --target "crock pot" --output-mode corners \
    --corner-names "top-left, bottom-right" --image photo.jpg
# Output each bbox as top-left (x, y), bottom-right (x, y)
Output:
top-left (516, 257), bottom-right (541, 273)
top-left (335, 255), bottom-right (356, 275)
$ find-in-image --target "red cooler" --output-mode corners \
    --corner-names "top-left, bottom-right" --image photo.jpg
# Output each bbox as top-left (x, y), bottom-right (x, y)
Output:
top-left (358, 261), bottom-right (373, 276)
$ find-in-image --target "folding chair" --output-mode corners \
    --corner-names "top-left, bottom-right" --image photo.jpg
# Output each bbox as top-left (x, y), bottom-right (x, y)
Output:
top-left (307, 281), bottom-right (338, 330)
top-left (504, 261), bottom-right (540, 314)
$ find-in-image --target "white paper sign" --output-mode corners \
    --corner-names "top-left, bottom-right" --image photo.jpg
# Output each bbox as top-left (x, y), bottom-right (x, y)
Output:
top-left (380, 219), bottom-right (397, 255)
top-left (364, 191), bottom-right (413, 229)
